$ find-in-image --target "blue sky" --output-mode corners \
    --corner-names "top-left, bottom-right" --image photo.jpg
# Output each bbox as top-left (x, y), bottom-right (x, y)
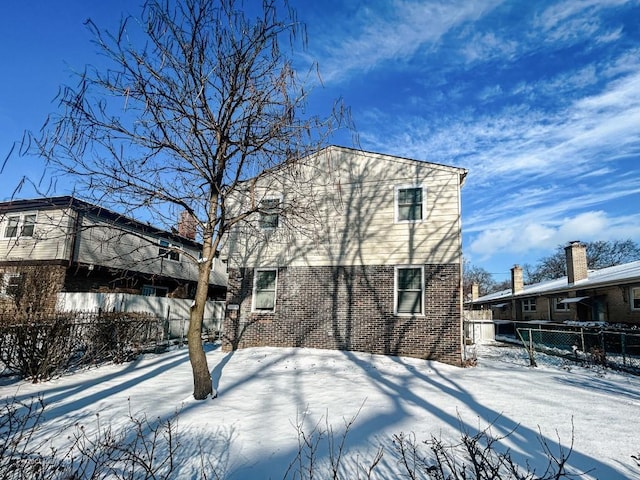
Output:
top-left (1, 1), bottom-right (640, 281)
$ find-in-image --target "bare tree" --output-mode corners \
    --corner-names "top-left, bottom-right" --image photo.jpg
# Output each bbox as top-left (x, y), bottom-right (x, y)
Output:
top-left (463, 258), bottom-right (497, 298)
top-left (527, 239), bottom-right (640, 283)
top-left (28, 0), bottom-right (347, 399)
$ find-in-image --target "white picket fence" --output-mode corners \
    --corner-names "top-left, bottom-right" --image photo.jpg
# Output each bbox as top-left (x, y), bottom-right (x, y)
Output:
top-left (57, 292), bottom-right (225, 340)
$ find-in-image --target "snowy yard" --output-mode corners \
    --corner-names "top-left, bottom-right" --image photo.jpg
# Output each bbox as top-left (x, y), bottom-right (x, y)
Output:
top-left (1, 342), bottom-right (639, 479)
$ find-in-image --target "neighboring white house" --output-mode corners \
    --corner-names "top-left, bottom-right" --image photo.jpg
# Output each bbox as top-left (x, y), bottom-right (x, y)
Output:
top-left (223, 146), bottom-right (468, 365)
top-left (0, 196), bottom-right (227, 313)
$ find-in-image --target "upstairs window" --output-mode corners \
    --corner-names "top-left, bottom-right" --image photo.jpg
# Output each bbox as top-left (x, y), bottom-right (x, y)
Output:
top-left (22, 214), bottom-right (36, 237)
top-left (395, 266), bottom-right (424, 315)
top-left (522, 298), bottom-right (536, 312)
top-left (395, 186), bottom-right (425, 222)
top-left (253, 268), bottom-right (277, 312)
top-left (4, 213), bottom-right (36, 238)
top-left (259, 197), bottom-right (281, 230)
top-left (159, 239), bottom-right (180, 261)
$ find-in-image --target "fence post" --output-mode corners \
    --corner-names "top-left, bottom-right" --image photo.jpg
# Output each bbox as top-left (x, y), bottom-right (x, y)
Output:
top-left (600, 330), bottom-right (607, 366)
top-left (580, 328), bottom-right (585, 352)
top-left (621, 332), bottom-right (627, 367)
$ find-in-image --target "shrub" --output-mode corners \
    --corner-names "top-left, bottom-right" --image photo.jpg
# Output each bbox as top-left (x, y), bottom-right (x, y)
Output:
top-left (0, 312), bottom-right (163, 381)
top-left (0, 314), bottom-right (79, 381)
top-left (0, 395), bottom-right (181, 480)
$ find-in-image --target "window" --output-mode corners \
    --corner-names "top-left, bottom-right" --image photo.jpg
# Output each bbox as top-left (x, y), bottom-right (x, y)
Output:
top-left (395, 266), bottom-right (424, 315)
top-left (141, 285), bottom-right (168, 297)
top-left (395, 185), bottom-right (425, 222)
top-left (159, 239), bottom-right (180, 261)
top-left (522, 298), bottom-right (536, 312)
top-left (22, 214), bottom-right (36, 237)
top-left (259, 197), bottom-right (280, 229)
top-left (253, 269), bottom-right (277, 312)
top-left (4, 213), bottom-right (36, 238)
top-left (554, 298), bottom-right (570, 312)
top-left (0, 273), bottom-right (22, 297)
top-left (632, 287), bottom-right (640, 311)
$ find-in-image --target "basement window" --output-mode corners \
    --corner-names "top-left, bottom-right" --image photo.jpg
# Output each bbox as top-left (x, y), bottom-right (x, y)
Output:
top-left (141, 285), bottom-right (168, 297)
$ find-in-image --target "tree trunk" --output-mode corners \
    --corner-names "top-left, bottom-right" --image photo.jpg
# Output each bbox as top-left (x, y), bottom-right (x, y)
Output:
top-left (188, 262), bottom-right (214, 400)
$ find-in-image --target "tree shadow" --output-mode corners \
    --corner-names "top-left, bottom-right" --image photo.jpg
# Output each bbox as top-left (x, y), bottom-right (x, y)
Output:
top-left (223, 147), bottom-right (465, 365)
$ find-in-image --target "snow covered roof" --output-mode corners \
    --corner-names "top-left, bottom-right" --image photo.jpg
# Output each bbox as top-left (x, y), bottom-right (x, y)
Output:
top-left (472, 260), bottom-right (640, 304)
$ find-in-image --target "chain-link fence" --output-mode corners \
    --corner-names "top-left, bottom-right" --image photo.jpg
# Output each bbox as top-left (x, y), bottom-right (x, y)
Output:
top-left (513, 323), bottom-right (640, 372)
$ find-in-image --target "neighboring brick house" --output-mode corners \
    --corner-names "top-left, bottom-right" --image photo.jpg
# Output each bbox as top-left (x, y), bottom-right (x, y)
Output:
top-left (222, 146), bottom-right (468, 365)
top-left (469, 241), bottom-right (640, 326)
top-left (0, 196), bottom-right (227, 314)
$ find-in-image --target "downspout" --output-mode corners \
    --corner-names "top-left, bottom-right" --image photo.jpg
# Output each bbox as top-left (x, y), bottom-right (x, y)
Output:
top-left (458, 171), bottom-right (465, 363)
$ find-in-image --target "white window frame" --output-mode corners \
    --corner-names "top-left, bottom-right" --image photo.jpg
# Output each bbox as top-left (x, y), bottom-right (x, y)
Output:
top-left (0, 273), bottom-right (21, 297)
top-left (553, 297), bottom-right (570, 312)
top-left (631, 287), bottom-right (640, 311)
top-left (394, 184), bottom-right (426, 223)
top-left (159, 239), bottom-right (181, 261)
top-left (522, 298), bottom-right (536, 312)
top-left (252, 268), bottom-right (278, 313)
top-left (3, 212), bottom-right (37, 239)
top-left (259, 195), bottom-right (282, 230)
top-left (394, 265), bottom-right (425, 316)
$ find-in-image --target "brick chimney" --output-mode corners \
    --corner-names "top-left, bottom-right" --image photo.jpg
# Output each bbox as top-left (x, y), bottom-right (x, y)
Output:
top-left (511, 264), bottom-right (523, 294)
top-left (177, 211), bottom-right (197, 240)
top-left (565, 240), bottom-right (588, 284)
top-left (471, 282), bottom-right (479, 301)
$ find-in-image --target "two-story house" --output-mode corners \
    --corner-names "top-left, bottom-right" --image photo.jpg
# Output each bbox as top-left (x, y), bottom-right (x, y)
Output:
top-left (223, 146), bottom-right (467, 365)
top-left (0, 196), bottom-right (227, 313)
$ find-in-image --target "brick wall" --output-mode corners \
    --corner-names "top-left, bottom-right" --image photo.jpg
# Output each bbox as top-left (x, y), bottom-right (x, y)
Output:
top-left (0, 264), bottom-right (66, 315)
top-left (222, 264), bottom-right (462, 366)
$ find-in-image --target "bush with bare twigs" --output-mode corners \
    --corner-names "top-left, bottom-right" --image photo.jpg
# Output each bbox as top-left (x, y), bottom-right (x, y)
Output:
top-left (0, 312), bottom-right (163, 381)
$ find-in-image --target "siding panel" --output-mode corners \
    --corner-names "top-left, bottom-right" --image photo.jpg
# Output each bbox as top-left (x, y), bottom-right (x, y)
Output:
top-left (0, 208), bottom-right (74, 263)
top-left (226, 147), bottom-right (464, 268)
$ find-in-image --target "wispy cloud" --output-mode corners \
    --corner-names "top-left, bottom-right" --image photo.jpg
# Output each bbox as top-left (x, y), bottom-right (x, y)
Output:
top-left (534, 0), bottom-right (632, 43)
top-left (468, 210), bottom-right (640, 262)
top-left (359, 46), bottom-right (640, 260)
top-left (310, 0), bottom-right (503, 83)
top-left (305, 0), bottom-right (640, 268)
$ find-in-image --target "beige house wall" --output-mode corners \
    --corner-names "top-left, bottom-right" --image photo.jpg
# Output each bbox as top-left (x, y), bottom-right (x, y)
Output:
top-left (0, 207), bottom-right (75, 263)
top-left (487, 285), bottom-right (640, 325)
top-left (226, 146), bottom-right (465, 269)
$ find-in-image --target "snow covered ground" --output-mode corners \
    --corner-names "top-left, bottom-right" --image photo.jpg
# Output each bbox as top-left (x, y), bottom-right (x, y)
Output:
top-left (1, 342), bottom-right (639, 479)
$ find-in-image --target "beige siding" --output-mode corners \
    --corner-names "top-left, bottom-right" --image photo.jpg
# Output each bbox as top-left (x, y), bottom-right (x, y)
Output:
top-left (226, 147), bottom-right (464, 268)
top-left (75, 214), bottom-right (226, 285)
top-left (0, 208), bottom-right (74, 262)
